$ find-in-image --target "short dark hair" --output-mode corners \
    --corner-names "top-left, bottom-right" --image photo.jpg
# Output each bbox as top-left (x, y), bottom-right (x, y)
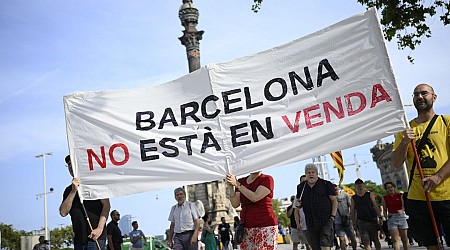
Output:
top-left (110, 210), bottom-right (118, 217)
top-left (384, 181), bottom-right (396, 190)
top-left (174, 187), bottom-right (186, 197)
top-left (65, 155), bottom-right (71, 164)
top-left (132, 221), bottom-right (138, 226)
top-left (354, 178), bottom-right (364, 184)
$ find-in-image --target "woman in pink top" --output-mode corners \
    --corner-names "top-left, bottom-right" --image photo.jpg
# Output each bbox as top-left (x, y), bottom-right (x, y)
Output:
top-left (226, 171), bottom-right (278, 250)
top-left (381, 182), bottom-right (409, 250)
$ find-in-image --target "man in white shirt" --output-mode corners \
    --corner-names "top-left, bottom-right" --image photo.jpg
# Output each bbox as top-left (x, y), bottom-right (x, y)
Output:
top-left (168, 187), bottom-right (201, 250)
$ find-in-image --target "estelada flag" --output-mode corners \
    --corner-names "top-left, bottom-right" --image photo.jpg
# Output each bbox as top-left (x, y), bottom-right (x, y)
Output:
top-left (330, 151), bottom-right (345, 185)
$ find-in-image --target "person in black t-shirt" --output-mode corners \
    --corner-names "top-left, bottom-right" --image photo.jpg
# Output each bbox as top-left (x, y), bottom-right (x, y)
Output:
top-left (107, 210), bottom-right (123, 250)
top-left (59, 155), bottom-right (110, 250)
top-left (296, 164), bottom-right (337, 250)
top-left (218, 217), bottom-right (232, 250)
top-left (350, 178), bottom-right (383, 250)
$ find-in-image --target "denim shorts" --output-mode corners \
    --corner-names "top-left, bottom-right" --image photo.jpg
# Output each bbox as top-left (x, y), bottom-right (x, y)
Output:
top-left (387, 213), bottom-right (408, 230)
top-left (335, 223), bottom-right (356, 238)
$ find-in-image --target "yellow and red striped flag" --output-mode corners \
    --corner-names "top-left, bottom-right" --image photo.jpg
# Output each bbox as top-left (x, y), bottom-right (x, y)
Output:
top-left (330, 151), bottom-right (345, 185)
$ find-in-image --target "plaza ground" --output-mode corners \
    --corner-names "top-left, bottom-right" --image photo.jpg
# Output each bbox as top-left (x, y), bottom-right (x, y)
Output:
top-left (276, 240), bottom-right (428, 250)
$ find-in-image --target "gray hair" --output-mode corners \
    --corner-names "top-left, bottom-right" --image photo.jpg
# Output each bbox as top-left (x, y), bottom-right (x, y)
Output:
top-left (174, 187), bottom-right (186, 197)
top-left (304, 163), bottom-right (318, 174)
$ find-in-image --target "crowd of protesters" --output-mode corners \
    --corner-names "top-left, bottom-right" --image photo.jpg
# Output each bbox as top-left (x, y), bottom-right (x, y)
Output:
top-left (61, 83), bottom-right (449, 250)
top-left (284, 83), bottom-right (450, 250)
top-left (286, 169), bottom-right (448, 250)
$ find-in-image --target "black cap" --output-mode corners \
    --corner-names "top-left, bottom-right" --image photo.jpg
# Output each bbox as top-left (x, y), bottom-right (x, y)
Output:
top-left (354, 178), bottom-right (364, 184)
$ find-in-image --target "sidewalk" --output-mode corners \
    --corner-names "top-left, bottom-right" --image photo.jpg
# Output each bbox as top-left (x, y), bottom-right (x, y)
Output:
top-left (277, 240), bottom-right (427, 250)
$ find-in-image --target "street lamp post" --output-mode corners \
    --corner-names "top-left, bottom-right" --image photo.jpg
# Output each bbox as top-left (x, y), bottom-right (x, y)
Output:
top-left (35, 152), bottom-right (52, 245)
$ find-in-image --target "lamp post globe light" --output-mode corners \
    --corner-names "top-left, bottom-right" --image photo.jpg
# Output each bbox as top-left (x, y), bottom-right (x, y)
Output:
top-left (35, 152), bottom-right (52, 246)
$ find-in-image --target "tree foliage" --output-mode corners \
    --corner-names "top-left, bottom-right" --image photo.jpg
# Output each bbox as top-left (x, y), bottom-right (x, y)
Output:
top-left (272, 198), bottom-right (290, 227)
top-left (0, 223), bottom-right (31, 250)
top-left (50, 225), bottom-right (74, 249)
top-left (345, 180), bottom-right (386, 204)
top-left (357, 0), bottom-right (450, 62)
top-left (0, 223), bottom-right (73, 250)
top-left (251, 0), bottom-right (450, 62)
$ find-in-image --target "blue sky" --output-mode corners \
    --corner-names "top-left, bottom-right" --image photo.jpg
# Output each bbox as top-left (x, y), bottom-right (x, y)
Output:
top-left (1, 0), bottom-right (449, 237)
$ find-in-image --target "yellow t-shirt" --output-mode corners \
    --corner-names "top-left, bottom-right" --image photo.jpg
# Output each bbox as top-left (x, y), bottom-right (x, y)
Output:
top-left (393, 115), bottom-right (450, 201)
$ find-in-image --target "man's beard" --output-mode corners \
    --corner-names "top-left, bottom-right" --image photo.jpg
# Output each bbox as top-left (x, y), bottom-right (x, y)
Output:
top-left (414, 99), bottom-right (433, 112)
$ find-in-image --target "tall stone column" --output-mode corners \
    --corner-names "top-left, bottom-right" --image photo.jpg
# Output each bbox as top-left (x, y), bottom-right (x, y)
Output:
top-left (178, 0), bottom-right (204, 73)
top-left (178, 1), bottom-right (237, 224)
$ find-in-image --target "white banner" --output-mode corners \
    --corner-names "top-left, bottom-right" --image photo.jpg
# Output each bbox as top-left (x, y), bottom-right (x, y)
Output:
top-left (64, 8), bottom-right (405, 200)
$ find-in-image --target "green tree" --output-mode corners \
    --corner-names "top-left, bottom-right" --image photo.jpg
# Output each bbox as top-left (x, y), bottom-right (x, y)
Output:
top-left (251, 0), bottom-right (449, 62)
top-left (345, 180), bottom-right (386, 204)
top-left (0, 223), bottom-right (74, 250)
top-left (0, 223), bottom-right (31, 250)
top-left (50, 225), bottom-right (74, 250)
top-left (272, 198), bottom-right (289, 227)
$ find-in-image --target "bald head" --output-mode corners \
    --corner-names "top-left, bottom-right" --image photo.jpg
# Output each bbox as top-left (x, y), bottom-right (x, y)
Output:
top-left (414, 83), bottom-right (434, 94)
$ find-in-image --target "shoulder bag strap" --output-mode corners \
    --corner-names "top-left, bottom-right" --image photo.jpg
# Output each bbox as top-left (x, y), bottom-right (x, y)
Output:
top-left (408, 114), bottom-right (439, 190)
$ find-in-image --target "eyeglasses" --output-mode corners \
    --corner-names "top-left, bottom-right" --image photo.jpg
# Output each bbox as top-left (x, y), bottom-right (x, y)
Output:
top-left (412, 91), bottom-right (433, 97)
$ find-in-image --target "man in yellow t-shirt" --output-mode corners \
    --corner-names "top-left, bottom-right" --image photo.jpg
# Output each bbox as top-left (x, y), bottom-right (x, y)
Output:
top-left (392, 83), bottom-right (450, 250)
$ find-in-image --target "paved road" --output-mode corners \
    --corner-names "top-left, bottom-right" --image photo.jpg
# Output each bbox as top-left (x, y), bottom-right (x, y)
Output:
top-left (277, 240), bottom-right (427, 250)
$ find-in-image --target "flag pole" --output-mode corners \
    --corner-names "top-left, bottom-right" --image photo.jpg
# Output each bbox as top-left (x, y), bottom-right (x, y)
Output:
top-left (71, 155), bottom-right (102, 250)
top-left (409, 140), bottom-right (442, 249)
top-left (79, 193), bottom-right (102, 250)
top-left (402, 112), bottom-right (442, 248)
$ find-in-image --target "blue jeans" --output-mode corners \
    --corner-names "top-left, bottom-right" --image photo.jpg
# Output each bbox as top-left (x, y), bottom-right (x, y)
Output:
top-left (221, 240), bottom-right (230, 250)
top-left (74, 239), bottom-right (106, 250)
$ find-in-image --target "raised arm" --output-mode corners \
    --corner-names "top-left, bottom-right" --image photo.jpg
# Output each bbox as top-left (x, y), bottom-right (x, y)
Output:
top-left (392, 129), bottom-right (414, 169)
top-left (238, 184), bottom-right (270, 203)
top-left (59, 178), bottom-right (79, 217)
